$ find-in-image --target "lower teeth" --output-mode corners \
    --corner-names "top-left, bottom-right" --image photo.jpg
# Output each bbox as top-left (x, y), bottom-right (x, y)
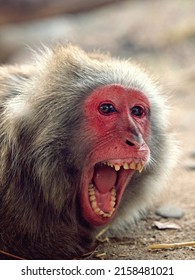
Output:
top-left (88, 184), bottom-right (116, 217)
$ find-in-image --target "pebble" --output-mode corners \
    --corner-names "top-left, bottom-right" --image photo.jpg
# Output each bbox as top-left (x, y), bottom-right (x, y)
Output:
top-left (155, 204), bottom-right (185, 219)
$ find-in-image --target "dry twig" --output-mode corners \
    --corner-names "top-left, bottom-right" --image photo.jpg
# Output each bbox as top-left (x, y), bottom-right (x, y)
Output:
top-left (148, 241), bottom-right (195, 250)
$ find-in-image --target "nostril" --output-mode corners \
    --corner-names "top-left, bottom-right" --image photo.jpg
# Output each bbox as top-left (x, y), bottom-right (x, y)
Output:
top-left (126, 140), bottom-right (134, 146)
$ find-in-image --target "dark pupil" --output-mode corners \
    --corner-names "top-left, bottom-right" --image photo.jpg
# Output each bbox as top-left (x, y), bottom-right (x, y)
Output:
top-left (131, 106), bottom-right (144, 117)
top-left (100, 104), bottom-right (115, 114)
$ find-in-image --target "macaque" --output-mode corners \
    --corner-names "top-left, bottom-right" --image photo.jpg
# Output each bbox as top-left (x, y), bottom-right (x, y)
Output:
top-left (0, 45), bottom-right (175, 259)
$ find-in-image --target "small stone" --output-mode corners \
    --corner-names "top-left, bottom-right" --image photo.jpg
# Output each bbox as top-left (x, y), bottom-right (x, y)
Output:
top-left (155, 204), bottom-right (185, 219)
top-left (154, 220), bottom-right (181, 230)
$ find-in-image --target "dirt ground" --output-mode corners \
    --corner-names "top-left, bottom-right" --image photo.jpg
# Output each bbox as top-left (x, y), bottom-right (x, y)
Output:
top-left (0, 0), bottom-right (195, 260)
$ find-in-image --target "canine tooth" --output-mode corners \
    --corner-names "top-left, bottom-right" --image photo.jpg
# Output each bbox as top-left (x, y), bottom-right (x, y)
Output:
top-left (137, 161), bottom-right (143, 173)
top-left (114, 164), bottom-right (120, 171)
top-left (129, 161), bottom-right (136, 170)
top-left (123, 162), bottom-right (129, 170)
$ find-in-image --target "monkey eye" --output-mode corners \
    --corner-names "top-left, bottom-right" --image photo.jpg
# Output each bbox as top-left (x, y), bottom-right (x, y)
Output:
top-left (99, 103), bottom-right (116, 114)
top-left (131, 105), bottom-right (145, 117)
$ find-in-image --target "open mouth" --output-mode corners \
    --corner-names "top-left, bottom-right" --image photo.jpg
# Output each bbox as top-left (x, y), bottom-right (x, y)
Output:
top-left (81, 158), bottom-right (144, 226)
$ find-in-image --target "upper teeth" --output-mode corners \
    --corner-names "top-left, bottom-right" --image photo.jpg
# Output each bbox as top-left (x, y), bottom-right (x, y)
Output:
top-left (103, 160), bottom-right (144, 173)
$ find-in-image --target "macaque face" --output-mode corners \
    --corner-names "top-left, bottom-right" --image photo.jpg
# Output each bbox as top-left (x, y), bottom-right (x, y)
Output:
top-left (81, 84), bottom-right (151, 226)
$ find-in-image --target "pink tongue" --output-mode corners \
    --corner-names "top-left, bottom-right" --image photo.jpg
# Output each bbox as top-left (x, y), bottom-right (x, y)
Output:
top-left (93, 165), bottom-right (117, 194)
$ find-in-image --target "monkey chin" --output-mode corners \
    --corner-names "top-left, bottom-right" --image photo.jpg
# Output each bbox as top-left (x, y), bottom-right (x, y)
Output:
top-left (80, 157), bottom-right (146, 227)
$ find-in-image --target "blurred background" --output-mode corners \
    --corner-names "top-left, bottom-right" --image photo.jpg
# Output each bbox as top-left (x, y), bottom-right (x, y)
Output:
top-left (0, 0), bottom-right (195, 259)
top-left (0, 0), bottom-right (194, 70)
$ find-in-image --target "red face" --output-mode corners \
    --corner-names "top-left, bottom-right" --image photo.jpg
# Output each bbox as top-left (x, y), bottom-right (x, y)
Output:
top-left (80, 84), bottom-right (151, 226)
